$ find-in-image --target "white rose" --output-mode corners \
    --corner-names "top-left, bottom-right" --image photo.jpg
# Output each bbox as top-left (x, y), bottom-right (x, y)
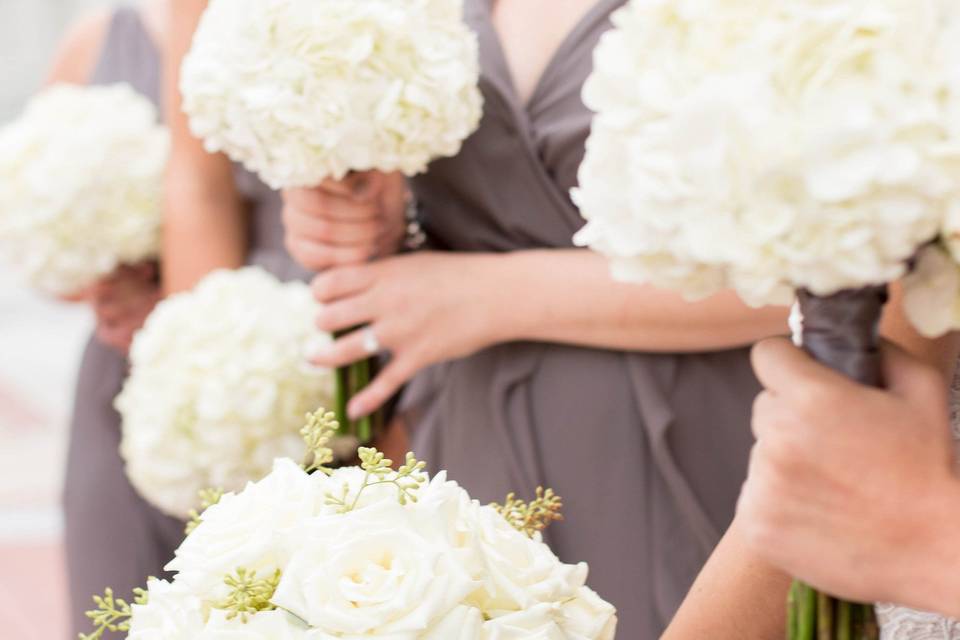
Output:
top-left (198, 610), bottom-right (308, 639)
top-left (273, 499), bottom-right (478, 637)
top-left (557, 587), bottom-right (618, 640)
top-left (127, 579), bottom-right (204, 640)
top-left (420, 605), bottom-right (484, 640)
top-left (167, 459), bottom-right (322, 601)
top-left (465, 504), bottom-right (588, 617)
top-left (481, 605), bottom-right (565, 639)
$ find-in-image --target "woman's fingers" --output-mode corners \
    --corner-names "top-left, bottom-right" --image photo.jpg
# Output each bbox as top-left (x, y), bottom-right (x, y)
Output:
top-left (285, 236), bottom-right (377, 271)
top-left (312, 267), bottom-right (375, 304)
top-left (309, 326), bottom-right (377, 369)
top-left (315, 295), bottom-right (376, 334)
top-left (283, 184), bottom-right (382, 223)
top-left (348, 355), bottom-right (417, 420)
top-left (306, 320), bottom-right (416, 419)
top-left (286, 213), bottom-right (384, 247)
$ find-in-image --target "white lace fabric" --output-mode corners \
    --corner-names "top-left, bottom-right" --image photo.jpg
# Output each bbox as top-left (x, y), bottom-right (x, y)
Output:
top-left (876, 368), bottom-right (960, 639)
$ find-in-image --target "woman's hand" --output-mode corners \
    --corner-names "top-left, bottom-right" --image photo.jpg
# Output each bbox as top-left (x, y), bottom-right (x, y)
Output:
top-left (283, 171), bottom-right (408, 271)
top-left (308, 252), bottom-right (508, 418)
top-left (89, 263), bottom-right (162, 353)
top-left (738, 338), bottom-right (960, 618)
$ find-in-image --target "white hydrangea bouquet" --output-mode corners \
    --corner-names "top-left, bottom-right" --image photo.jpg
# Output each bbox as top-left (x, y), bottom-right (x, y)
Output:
top-left (574, 1), bottom-right (960, 638)
top-left (180, 0), bottom-right (484, 443)
top-left (82, 410), bottom-right (618, 640)
top-left (180, 0), bottom-right (483, 189)
top-left (0, 83), bottom-right (168, 295)
top-left (116, 267), bottom-right (340, 519)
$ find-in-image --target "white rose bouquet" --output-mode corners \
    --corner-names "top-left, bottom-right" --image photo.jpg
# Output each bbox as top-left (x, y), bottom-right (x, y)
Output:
top-left (0, 83), bottom-right (167, 295)
top-left (82, 410), bottom-right (618, 640)
top-left (180, 0), bottom-right (483, 189)
top-left (573, 1), bottom-right (960, 638)
top-left (180, 0), bottom-right (484, 442)
top-left (116, 267), bottom-right (339, 519)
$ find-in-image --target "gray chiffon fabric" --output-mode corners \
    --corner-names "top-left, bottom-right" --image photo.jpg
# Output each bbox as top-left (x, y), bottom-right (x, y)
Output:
top-left (403, 1), bottom-right (761, 637)
top-left (63, 9), bottom-right (307, 638)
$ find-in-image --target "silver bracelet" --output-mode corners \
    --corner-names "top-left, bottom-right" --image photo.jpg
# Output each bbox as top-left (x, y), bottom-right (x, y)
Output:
top-left (402, 194), bottom-right (427, 252)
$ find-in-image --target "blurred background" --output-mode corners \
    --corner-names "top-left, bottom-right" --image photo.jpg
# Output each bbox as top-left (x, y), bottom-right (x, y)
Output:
top-left (1, 1), bottom-right (122, 637)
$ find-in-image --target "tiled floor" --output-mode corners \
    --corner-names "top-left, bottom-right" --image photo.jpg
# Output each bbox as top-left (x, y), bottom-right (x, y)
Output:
top-left (0, 544), bottom-right (69, 640)
top-left (0, 268), bottom-right (91, 639)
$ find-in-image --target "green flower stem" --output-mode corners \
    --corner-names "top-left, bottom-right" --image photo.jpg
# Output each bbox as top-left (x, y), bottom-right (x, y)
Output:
top-left (354, 357), bottom-right (372, 443)
top-left (857, 604), bottom-right (878, 640)
top-left (796, 582), bottom-right (816, 640)
top-left (333, 327), bottom-right (378, 445)
top-left (852, 602), bottom-right (864, 639)
top-left (347, 358), bottom-right (361, 437)
top-left (817, 592), bottom-right (833, 639)
top-left (787, 582), bottom-right (799, 639)
top-left (836, 601), bottom-right (852, 640)
top-left (333, 330), bottom-right (350, 438)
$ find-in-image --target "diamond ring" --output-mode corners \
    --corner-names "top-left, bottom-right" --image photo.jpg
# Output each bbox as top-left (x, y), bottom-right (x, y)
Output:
top-left (361, 326), bottom-right (381, 355)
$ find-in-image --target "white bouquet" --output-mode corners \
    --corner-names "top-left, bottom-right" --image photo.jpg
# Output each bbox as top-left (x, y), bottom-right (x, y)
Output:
top-left (116, 267), bottom-right (338, 518)
top-left (0, 83), bottom-right (168, 295)
top-left (83, 412), bottom-right (618, 639)
top-left (573, 0), bottom-right (960, 312)
top-left (180, 0), bottom-right (484, 189)
top-left (572, 2), bottom-right (960, 637)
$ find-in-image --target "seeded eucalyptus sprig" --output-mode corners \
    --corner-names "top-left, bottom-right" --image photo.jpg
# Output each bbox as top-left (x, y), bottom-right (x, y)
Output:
top-left (493, 487), bottom-right (564, 538)
top-left (301, 409), bottom-right (339, 475)
top-left (185, 487), bottom-right (225, 535)
top-left (79, 586), bottom-right (148, 640)
top-left (219, 567), bottom-right (282, 623)
top-left (325, 448), bottom-right (428, 513)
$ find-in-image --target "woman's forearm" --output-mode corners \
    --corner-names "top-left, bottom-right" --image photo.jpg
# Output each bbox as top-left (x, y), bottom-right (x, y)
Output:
top-left (662, 521), bottom-right (791, 640)
top-left (490, 250), bottom-right (960, 366)
top-left (162, 0), bottom-right (246, 294)
top-left (493, 249), bottom-right (789, 352)
top-left (163, 166), bottom-right (247, 294)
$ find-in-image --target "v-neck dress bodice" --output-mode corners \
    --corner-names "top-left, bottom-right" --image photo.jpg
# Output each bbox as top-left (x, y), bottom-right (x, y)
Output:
top-left (403, 1), bottom-right (762, 637)
top-left (411, 0), bottom-right (620, 252)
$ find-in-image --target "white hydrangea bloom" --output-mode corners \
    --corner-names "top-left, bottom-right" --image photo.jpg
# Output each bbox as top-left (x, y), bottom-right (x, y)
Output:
top-left (116, 267), bottom-right (335, 518)
top-left (574, 0), bottom-right (960, 309)
top-left (0, 83), bottom-right (167, 295)
top-left (181, 0), bottom-right (483, 189)
top-left (125, 457), bottom-right (616, 638)
top-left (903, 244), bottom-right (960, 337)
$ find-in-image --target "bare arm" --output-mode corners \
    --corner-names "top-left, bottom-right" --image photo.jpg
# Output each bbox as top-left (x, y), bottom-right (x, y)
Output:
top-left (494, 249), bottom-right (788, 352)
top-left (660, 302), bottom-right (960, 640)
top-left (489, 250), bottom-right (958, 358)
top-left (162, 0), bottom-right (246, 294)
top-left (311, 248), bottom-right (957, 416)
top-left (43, 8), bottom-right (110, 85)
top-left (662, 522), bottom-right (791, 640)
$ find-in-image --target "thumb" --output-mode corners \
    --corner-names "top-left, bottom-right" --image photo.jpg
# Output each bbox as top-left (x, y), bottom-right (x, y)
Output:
top-left (345, 170), bottom-right (383, 203)
top-left (317, 171), bottom-right (383, 203)
top-left (880, 341), bottom-right (948, 413)
top-left (751, 337), bottom-right (855, 398)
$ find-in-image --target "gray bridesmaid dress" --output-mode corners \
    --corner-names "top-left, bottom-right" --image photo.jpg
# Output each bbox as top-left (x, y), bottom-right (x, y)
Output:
top-left (62, 8), bottom-right (308, 638)
top-left (403, 1), bottom-right (761, 637)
